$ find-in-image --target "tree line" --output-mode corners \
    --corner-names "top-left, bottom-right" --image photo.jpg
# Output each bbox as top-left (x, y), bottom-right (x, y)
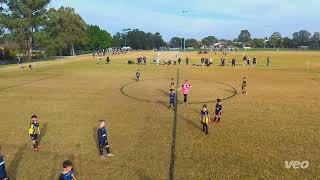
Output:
top-left (169, 30), bottom-right (320, 49)
top-left (1, 0), bottom-right (319, 62)
top-left (0, 0), bottom-right (165, 61)
top-left (0, 0), bottom-right (118, 61)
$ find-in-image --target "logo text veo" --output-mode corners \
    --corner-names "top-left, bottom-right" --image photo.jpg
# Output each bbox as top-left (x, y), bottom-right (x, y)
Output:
top-left (285, 161), bottom-right (309, 169)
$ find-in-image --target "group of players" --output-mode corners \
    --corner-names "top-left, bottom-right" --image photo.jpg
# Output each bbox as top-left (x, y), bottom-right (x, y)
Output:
top-left (135, 69), bottom-right (248, 136)
top-left (0, 116), bottom-right (114, 180)
top-left (2, 51), bottom-right (252, 180)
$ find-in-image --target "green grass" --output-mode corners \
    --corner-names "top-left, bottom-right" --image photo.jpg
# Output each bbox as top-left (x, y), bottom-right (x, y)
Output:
top-left (0, 51), bottom-right (319, 179)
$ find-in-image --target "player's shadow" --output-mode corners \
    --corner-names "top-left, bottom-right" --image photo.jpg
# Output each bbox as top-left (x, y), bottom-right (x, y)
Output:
top-left (7, 144), bottom-right (28, 179)
top-left (92, 127), bottom-right (99, 154)
top-left (158, 89), bottom-right (202, 130)
top-left (39, 122), bottom-right (48, 143)
top-left (178, 114), bottom-right (202, 131)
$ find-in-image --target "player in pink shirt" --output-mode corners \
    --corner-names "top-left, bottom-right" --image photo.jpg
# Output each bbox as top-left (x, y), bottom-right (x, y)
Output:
top-left (178, 80), bottom-right (192, 106)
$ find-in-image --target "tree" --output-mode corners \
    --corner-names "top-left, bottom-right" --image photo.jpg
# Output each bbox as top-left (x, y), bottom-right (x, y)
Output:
top-left (0, 0), bottom-right (51, 61)
top-left (292, 30), bottom-right (311, 47)
top-left (310, 32), bottom-right (320, 49)
top-left (169, 37), bottom-right (182, 48)
top-left (86, 25), bottom-right (112, 50)
top-left (270, 32), bottom-right (282, 48)
top-left (111, 32), bottom-right (123, 47)
top-left (55, 7), bottom-right (87, 56)
top-left (35, 8), bottom-right (67, 56)
top-left (185, 39), bottom-right (199, 48)
top-left (251, 38), bottom-right (264, 48)
top-left (114, 29), bottom-right (165, 50)
top-left (282, 37), bottom-right (293, 48)
top-left (201, 36), bottom-right (218, 46)
top-left (238, 30), bottom-right (251, 47)
top-left (126, 29), bottom-right (146, 49)
top-left (154, 32), bottom-right (166, 49)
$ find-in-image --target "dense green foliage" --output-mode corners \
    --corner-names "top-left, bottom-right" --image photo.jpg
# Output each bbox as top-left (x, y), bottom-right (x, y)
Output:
top-left (111, 29), bottom-right (166, 50)
top-left (0, 1), bottom-right (320, 62)
top-left (86, 25), bottom-right (112, 50)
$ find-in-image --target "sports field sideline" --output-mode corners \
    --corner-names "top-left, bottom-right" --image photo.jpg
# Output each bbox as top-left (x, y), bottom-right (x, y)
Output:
top-left (0, 50), bottom-right (320, 179)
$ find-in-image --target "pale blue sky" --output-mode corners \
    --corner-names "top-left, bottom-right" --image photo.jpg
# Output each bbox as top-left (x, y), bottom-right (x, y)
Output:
top-left (50, 0), bottom-right (320, 41)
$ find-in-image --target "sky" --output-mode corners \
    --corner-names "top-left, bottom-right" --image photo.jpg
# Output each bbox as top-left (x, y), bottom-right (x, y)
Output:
top-left (50, 0), bottom-right (320, 41)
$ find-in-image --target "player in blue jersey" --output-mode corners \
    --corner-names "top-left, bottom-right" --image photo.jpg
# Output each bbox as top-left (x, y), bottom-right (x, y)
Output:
top-left (213, 99), bottom-right (222, 123)
top-left (59, 160), bottom-right (76, 180)
top-left (98, 120), bottom-right (114, 159)
top-left (200, 104), bottom-right (210, 135)
top-left (0, 145), bottom-right (8, 180)
top-left (28, 115), bottom-right (41, 151)
top-left (168, 90), bottom-right (176, 110)
top-left (136, 70), bottom-right (141, 82)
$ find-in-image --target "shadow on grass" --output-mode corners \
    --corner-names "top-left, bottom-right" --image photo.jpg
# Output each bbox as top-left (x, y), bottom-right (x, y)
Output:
top-left (39, 122), bottom-right (48, 144)
top-left (178, 114), bottom-right (202, 131)
top-left (7, 144), bottom-right (28, 179)
top-left (92, 127), bottom-right (99, 155)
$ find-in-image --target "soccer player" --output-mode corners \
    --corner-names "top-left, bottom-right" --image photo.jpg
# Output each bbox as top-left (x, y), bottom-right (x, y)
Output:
top-left (28, 64), bottom-right (33, 70)
top-left (242, 77), bottom-right (247, 94)
top-left (247, 57), bottom-right (251, 65)
top-left (186, 57), bottom-right (189, 65)
top-left (200, 104), bottom-right (210, 135)
top-left (106, 57), bottom-right (110, 64)
top-left (143, 56), bottom-right (147, 65)
top-left (178, 57), bottom-right (181, 65)
top-left (231, 58), bottom-right (236, 67)
top-left (18, 57), bottom-right (24, 71)
top-left (97, 120), bottom-right (114, 159)
top-left (267, 57), bottom-right (271, 66)
top-left (170, 78), bottom-right (175, 92)
top-left (178, 80), bottom-right (192, 106)
top-left (253, 57), bottom-right (257, 66)
top-left (0, 145), bottom-right (8, 180)
top-left (136, 70), bottom-right (141, 82)
top-left (243, 56), bottom-right (247, 66)
top-left (28, 115), bottom-right (41, 151)
top-left (168, 90), bottom-right (176, 110)
top-left (213, 99), bottom-right (222, 123)
top-left (59, 160), bottom-right (76, 180)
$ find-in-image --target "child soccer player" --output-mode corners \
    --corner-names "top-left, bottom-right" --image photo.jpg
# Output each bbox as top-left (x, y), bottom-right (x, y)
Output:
top-left (178, 80), bottom-right (192, 106)
top-left (136, 70), bottom-right (141, 82)
top-left (267, 57), bottom-right (271, 67)
top-left (253, 57), bottom-right (257, 66)
top-left (28, 115), bottom-right (41, 151)
top-left (98, 120), bottom-right (114, 159)
top-left (0, 145), bottom-right (9, 180)
top-left (59, 160), bottom-right (76, 180)
top-left (213, 99), bottom-right (222, 123)
top-left (242, 77), bottom-right (247, 94)
top-left (231, 58), bottom-right (236, 67)
top-left (200, 104), bottom-right (210, 135)
top-left (168, 90), bottom-right (176, 110)
top-left (170, 78), bottom-right (175, 92)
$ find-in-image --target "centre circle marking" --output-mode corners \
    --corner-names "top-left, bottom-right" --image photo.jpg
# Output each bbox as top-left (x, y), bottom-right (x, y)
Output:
top-left (120, 78), bottom-right (237, 104)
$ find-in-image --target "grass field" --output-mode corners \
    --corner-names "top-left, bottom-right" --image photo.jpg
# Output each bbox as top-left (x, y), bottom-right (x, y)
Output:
top-left (0, 51), bottom-right (320, 179)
